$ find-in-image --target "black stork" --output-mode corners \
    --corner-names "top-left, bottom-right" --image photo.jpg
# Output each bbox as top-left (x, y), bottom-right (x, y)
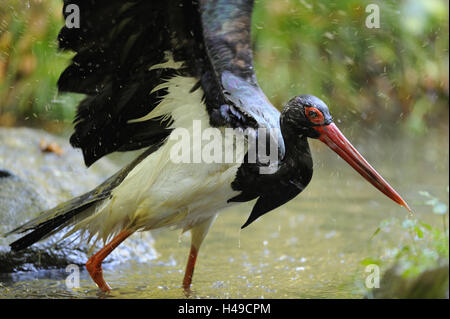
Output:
top-left (5, 0), bottom-right (410, 293)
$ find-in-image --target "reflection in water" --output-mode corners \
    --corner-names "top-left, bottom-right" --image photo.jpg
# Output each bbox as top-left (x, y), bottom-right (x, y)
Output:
top-left (1, 129), bottom-right (448, 298)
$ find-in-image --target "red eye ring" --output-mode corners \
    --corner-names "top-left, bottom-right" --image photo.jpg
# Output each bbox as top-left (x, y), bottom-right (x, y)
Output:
top-left (305, 107), bottom-right (325, 124)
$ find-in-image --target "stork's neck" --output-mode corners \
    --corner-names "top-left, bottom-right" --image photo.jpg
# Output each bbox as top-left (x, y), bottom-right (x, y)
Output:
top-left (274, 122), bottom-right (314, 188)
top-left (228, 120), bottom-right (313, 221)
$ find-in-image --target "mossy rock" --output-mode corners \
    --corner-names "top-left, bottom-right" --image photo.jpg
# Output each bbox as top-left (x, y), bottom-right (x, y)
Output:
top-left (370, 262), bottom-right (449, 299)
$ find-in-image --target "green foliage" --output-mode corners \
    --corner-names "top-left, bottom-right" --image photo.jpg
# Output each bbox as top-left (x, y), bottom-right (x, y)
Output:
top-left (252, 0), bottom-right (449, 132)
top-left (363, 189), bottom-right (449, 298)
top-left (393, 218), bottom-right (447, 277)
top-left (0, 0), bottom-right (81, 127)
top-left (0, 0), bottom-right (448, 133)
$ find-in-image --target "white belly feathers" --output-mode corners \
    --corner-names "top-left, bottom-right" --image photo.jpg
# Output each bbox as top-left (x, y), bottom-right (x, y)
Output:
top-left (72, 75), bottom-right (247, 244)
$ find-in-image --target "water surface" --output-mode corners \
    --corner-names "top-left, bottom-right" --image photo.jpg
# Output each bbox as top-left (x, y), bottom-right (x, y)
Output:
top-left (1, 128), bottom-right (448, 298)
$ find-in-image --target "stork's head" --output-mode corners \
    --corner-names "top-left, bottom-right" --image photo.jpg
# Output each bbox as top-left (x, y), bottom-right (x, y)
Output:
top-left (281, 94), bottom-right (411, 213)
top-left (281, 94), bottom-right (333, 138)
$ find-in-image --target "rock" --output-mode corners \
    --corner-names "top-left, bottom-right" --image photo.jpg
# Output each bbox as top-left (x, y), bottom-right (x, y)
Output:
top-left (371, 262), bottom-right (449, 299)
top-left (0, 127), bottom-right (157, 273)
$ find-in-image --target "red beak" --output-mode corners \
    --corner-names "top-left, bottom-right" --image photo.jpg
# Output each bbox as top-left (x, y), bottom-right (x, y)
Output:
top-left (314, 123), bottom-right (411, 213)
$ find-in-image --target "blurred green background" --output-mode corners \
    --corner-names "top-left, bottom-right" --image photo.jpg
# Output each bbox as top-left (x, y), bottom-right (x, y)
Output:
top-left (0, 0), bottom-right (448, 134)
top-left (0, 0), bottom-right (448, 299)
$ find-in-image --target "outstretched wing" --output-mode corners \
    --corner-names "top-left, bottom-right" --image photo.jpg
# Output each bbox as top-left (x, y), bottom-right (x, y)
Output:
top-left (58, 0), bottom-right (283, 166)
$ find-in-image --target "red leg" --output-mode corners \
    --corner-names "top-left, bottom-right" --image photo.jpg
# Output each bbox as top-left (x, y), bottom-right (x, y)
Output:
top-left (181, 217), bottom-right (216, 294)
top-left (86, 229), bottom-right (133, 292)
top-left (182, 244), bottom-right (198, 293)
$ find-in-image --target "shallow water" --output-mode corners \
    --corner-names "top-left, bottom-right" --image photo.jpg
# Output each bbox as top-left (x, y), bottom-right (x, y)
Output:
top-left (1, 128), bottom-right (448, 299)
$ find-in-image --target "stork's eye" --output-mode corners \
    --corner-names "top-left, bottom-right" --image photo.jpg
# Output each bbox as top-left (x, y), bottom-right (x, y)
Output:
top-left (305, 106), bottom-right (325, 124)
top-left (309, 110), bottom-right (318, 118)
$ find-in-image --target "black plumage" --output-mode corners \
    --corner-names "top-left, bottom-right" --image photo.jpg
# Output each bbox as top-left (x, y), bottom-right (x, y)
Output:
top-left (55, 0), bottom-right (291, 228)
top-left (5, 0), bottom-right (410, 293)
top-left (58, 0), bottom-right (264, 167)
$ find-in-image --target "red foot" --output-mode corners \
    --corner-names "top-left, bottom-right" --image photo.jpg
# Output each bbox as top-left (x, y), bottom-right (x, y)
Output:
top-left (183, 276), bottom-right (193, 296)
top-left (86, 258), bottom-right (111, 292)
top-left (183, 286), bottom-right (192, 297)
top-left (84, 230), bottom-right (132, 292)
top-left (182, 245), bottom-right (198, 296)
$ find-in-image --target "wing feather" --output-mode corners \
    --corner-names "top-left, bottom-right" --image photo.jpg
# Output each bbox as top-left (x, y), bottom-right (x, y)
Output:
top-left (57, 0), bottom-right (282, 166)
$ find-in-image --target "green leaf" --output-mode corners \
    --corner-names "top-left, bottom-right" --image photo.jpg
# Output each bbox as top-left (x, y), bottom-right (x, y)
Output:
top-left (414, 226), bottom-right (424, 238)
top-left (370, 227), bottom-right (381, 240)
top-left (419, 222), bottom-right (433, 230)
